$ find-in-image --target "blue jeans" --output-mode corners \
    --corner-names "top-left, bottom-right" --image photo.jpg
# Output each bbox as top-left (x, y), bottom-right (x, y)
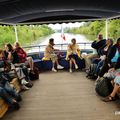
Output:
top-left (0, 82), bottom-right (19, 105)
top-left (95, 60), bottom-right (104, 75)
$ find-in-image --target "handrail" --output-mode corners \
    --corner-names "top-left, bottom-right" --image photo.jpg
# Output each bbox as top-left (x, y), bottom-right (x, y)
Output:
top-left (23, 42), bottom-right (92, 48)
top-left (23, 42), bottom-right (92, 53)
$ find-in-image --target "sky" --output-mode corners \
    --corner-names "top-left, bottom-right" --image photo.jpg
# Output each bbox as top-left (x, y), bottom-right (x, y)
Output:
top-left (48, 22), bottom-right (85, 30)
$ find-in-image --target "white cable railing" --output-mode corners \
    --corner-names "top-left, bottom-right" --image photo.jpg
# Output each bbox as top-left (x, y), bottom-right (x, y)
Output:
top-left (23, 42), bottom-right (92, 53)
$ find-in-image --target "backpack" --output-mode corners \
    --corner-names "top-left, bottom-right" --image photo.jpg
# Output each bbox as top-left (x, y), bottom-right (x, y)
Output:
top-left (95, 77), bottom-right (113, 97)
top-left (86, 64), bottom-right (97, 79)
top-left (29, 67), bottom-right (39, 80)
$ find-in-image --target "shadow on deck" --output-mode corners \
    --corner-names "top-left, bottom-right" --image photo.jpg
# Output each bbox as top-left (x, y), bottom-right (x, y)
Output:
top-left (2, 71), bottom-right (120, 120)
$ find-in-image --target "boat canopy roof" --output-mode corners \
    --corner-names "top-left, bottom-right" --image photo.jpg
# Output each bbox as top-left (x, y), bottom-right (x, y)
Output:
top-left (0, 0), bottom-right (120, 25)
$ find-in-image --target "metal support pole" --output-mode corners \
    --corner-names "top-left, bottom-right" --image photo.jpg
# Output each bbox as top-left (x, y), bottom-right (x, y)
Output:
top-left (14, 25), bottom-right (18, 42)
top-left (105, 19), bottom-right (108, 40)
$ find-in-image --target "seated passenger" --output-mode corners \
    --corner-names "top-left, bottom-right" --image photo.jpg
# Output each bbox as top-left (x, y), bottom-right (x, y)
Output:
top-left (43, 38), bottom-right (64, 72)
top-left (4, 43), bottom-right (20, 63)
top-left (14, 42), bottom-right (34, 74)
top-left (92, 38), bottom-right (113, 77)
top-left (66, 38), bottom-right (81, 73)
top-left (1, 48), bottom-right (30, 90)
top-left (96, 38), bottom-right (120, 81)
top-left (82, 34), bottom-right (106, 70)
top-left (0, 50), bottom-right (22, 109)
top-left (101, 64), bottom-right (120, 102)
top-left (0, 79), bottom-right (21, 110)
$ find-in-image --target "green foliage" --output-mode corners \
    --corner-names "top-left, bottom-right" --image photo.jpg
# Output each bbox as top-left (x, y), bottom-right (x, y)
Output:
top-left (0, 25), bottom-right (54, 48)
top-left (66, 19), bottom-right (120, 41)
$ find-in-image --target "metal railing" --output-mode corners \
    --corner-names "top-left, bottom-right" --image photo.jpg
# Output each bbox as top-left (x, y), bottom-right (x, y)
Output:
top-left (23, 42), bottom-right (92, 53)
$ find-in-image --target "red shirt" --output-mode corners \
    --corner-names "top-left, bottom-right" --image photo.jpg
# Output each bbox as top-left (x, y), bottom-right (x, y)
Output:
top-left (15, 47), bottom-right (27, 63)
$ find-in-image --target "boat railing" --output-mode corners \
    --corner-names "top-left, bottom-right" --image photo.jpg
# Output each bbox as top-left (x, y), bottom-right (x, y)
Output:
top-left (23, 42), bottom-right (93, 53)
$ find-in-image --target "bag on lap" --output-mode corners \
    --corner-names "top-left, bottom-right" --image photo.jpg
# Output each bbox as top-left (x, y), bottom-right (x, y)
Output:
top-left (95, 77), bottom-right (113, 97)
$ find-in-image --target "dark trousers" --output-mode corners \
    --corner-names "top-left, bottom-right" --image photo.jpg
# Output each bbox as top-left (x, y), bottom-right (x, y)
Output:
top-left (98, 62), bottom-right (115, 77)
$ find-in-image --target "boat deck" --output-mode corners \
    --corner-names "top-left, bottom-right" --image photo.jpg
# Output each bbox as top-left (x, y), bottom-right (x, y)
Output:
top-left (2, 71), bottom-right (120, 120)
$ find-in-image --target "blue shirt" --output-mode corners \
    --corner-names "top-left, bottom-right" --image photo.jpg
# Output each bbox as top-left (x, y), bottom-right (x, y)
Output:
top-left (111, 49), bottom-right (120, 63)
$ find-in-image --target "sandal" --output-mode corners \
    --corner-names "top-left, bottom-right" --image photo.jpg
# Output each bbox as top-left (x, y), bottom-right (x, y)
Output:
top-left (101, 95), bottom-right (116, 102)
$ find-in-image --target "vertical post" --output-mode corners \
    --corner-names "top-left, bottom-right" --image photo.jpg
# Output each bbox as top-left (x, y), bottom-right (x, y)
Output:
top-left (105, 19), bottom-right (108, 40)
top-left (14, 25), bottom-right (18, 42)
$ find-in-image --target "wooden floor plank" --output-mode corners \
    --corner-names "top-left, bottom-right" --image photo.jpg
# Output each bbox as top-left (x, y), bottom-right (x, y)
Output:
top-left (2, 71), bottom-right (120, 120)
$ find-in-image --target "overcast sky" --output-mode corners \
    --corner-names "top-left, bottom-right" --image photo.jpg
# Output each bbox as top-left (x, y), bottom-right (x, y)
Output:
top-left (48, 22), bottom-right (85, 30)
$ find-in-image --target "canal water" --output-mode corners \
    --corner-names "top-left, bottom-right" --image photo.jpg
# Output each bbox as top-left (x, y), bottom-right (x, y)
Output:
top-left (27, 33), bottom-right (92, 53)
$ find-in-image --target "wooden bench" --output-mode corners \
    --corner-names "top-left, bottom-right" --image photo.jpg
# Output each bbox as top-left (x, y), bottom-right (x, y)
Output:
top-left (0, 98), bottom-right (8, 118)
top-left (10, 78), bottom-right (21, 93)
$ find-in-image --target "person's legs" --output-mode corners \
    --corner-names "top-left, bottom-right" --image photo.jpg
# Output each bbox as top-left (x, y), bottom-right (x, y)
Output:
top-left (4, 82), bottom-right (22, 102)
top-left (102, 84), bottom-right (119, 102)
top-left (15, 67), bottom-right (25, 80)
top-left (21, 65), bottom-right (30, 81)
top-left (15, 67), bottom-right (29, 85)
top-left (95, 60), bottom-right (104, 76)
top-left (84, 53), bottom-right (98, 69)
top-left (111, 76), bottom-right (120, 97)
top-left (92, 58), bottom-right (100, 64)
top-left (110, 84), bottom-right (119, 97)
top-left (69, 59), bottom-right (72, 73)
top-left (51, 60), bottom-right (57, 72)
top-left (96, 61), bottom-right (109, 81)
top-left (0, 86), bottom-right (20, 109)
top-left (71, 58), bottom-right (78, 69)
top-left (51, 54), bottom-right (63, 72)
top-left (68, 54), bottom-right (78, 73)
top-left (102, 76), bottom-right (120, 102)
top-left (26, 57), bottom-right (34, 71)
top-left (0, 87), bottom-right (14, 105)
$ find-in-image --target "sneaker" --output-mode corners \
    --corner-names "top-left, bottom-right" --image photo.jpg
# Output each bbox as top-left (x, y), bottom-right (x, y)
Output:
top-left (52, 68), bottom-right (57, 72)
top-left (25, 82), bottom-right (33, 88)
top-left (75, 64), bottom-right (78, 69)
top-left (57, 65), bottom-right (64, 69)
top-left (16, 95), bottom-right (22, 102)
top-left (69, 69), bottom-right (72, 73)
top-left (21, 85), bottom-right (29, 91)
top-left (21, 79), bottom-right (29, 85)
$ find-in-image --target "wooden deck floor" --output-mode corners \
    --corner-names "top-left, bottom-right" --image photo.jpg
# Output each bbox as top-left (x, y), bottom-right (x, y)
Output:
top-left (2, 71), bottom-right (120, 120)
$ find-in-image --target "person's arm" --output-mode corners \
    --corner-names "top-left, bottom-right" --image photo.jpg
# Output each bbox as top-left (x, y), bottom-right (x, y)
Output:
top-left (7, 52), bottom-right (13, 60)
top-left (53, 47), bottom-right (60, 51)
top-left (91, 39), bottom-right (106, 50)
top-left (106, 45), bottom-right (116, 66)
top-left (46, 46), bottom-right (52, 54)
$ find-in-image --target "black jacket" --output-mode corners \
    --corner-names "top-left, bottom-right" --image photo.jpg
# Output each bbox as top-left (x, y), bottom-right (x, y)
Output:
top-left (98, 44), bottom-right (113, 56)
top-left (106, 44), bottom-right (118, 64)
top-left (91, 39), bottom-right (106, 53)
top-left (4, 50), bottom-right (19, 64)
top-left (106, 44), bottom-right (120, 69)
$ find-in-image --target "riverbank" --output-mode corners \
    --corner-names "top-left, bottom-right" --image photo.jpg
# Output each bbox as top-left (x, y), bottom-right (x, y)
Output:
top-left (0, 25), bottom-right (54, 48)
top-left (66, 19), bottom-right (120, 41)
